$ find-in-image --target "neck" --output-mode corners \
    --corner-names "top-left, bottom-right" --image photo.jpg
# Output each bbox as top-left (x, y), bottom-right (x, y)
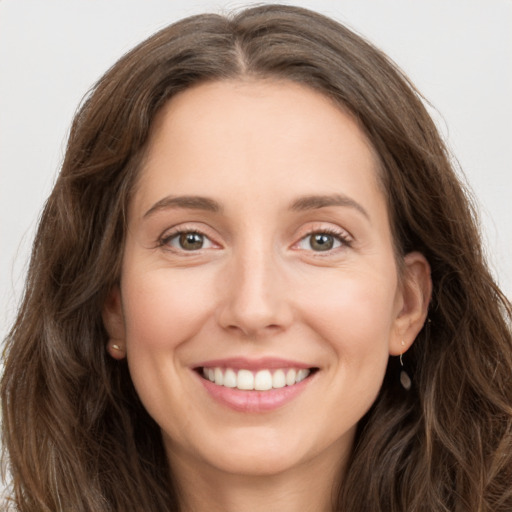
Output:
top-left (169, 445), bottom-right (348, 512)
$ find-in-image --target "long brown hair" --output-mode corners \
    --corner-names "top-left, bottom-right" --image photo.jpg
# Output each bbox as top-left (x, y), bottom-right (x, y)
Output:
top-left (2, 5), bottom-right (511, 511)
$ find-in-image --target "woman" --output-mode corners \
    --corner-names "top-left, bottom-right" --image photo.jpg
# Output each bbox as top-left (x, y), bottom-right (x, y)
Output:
top-left (2, 4), bottom-right (511, 511)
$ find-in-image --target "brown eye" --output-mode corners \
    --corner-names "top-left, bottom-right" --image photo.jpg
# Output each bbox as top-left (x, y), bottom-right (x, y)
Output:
top-left (178, 232), bottom-right (205, 250)
top-left (309, 233), bottom-right (335, 251)
top-left (296, 231), bottom-right (346, 252)
top-left (163, 231), bottom-right (214, 251)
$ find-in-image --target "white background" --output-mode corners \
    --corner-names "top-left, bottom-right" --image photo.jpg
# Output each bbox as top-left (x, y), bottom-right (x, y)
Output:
top-left (1, 0), bottom-right (511, 341)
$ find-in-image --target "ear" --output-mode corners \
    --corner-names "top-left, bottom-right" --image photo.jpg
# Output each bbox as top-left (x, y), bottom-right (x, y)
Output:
top-left (389, 251), bottom-right (432, 356)
top-left (102, 285), bottom-right (127, 360)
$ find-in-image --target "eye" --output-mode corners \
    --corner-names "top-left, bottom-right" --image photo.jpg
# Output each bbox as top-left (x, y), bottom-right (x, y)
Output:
top-left (163, 231), bottom-right (214, 251)
top-left (296, 231), bottom-right (348, 252)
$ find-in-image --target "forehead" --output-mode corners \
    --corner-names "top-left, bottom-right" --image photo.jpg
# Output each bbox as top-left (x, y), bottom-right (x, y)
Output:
top-left (133, 79), bottom-right (384, 217)
top-left (147, 78), bottom-right (376, 157)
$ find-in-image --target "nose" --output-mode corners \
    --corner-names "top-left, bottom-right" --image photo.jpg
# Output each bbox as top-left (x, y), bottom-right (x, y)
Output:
top-left (216, 243), bottom-right (293, 338)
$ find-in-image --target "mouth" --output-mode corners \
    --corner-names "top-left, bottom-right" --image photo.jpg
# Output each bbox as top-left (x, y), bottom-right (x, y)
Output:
top-left (195, 366), bottom-right (319, 391)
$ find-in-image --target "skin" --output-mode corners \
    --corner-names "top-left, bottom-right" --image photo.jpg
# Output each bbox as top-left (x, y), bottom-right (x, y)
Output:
top-left (103, 79), bottom-right (431, 512)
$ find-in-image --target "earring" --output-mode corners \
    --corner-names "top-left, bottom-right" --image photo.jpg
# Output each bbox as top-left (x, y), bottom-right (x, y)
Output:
top-left (399, 340), bottom-right (412, 391)
top-left (107, 341), bottom-right (126, 359)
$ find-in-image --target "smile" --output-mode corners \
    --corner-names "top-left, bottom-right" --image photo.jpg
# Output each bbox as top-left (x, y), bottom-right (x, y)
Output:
top-left (195, 358), bottom-right (318, 412)
top-left (201, 367), bottom-right (312, 391)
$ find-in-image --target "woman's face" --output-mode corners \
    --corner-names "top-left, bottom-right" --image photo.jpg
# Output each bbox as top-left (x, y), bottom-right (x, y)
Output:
top-left (104, 79), bottom-right (429, 479)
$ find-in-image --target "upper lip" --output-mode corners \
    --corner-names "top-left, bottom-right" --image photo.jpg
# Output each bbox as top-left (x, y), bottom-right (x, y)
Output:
top-left (194, 357), bottom-right (315, 371)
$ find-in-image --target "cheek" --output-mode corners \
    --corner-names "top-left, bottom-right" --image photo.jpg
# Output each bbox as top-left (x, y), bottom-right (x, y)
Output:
top-left (121, 267), bottom-right (216, 352)
top-left (120, 267), bottom-right (217, 430)
top-left (297, 267), bottom-right (399, 360)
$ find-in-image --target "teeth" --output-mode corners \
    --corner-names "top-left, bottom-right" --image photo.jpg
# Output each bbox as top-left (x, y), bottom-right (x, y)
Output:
top-left (296, 369), bottom-right (309, 383)
top-left (201, 367), bottom-right (312, 390)
top-left (285, 368), bottom-right (296, 386)
top-left (237, 369), bottom-right (254, 390)
top-left (254, 370), bottom-right (272, 391)
top-left (214, 367), bottom-right (223, 386)
top-left (272, 369), bottom-right (286, 389)
top-left (223, 368), bottom-right (237, 388)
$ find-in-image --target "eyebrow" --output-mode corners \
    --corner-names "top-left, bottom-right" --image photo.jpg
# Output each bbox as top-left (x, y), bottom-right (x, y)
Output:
top-left (143, 195), bottom-right (222, 218)
top-left (143, 193), bottom-right (369, 220)
top-left (290, 194), bottom-right (370, 220)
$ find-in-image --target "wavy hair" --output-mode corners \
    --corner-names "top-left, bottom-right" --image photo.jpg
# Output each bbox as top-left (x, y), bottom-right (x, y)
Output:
top-left (2, 4), bottom-right (511, 511)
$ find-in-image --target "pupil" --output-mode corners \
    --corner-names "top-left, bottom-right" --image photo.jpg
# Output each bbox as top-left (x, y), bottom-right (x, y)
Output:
top-left (180, 232), bottom-right (203, 250)
top-left (311, 234), bottom-right (333, 251)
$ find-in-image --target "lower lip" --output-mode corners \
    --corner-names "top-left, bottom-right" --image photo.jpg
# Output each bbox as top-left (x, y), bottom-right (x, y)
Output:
top-left (197, 373), bottom-right (314, 412)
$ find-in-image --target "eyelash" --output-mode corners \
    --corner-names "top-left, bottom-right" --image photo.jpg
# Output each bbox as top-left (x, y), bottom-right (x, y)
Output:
top-left (158, 226), bottom-right (352, 253)
top-left (295, 227), bottom-right (353, 253)
top-left (158, 228), bottom-right (215, 252)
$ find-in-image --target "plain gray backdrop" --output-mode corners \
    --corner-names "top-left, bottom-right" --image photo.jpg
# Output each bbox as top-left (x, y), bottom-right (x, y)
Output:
top-left (1, 0), bottom-right (511, 342)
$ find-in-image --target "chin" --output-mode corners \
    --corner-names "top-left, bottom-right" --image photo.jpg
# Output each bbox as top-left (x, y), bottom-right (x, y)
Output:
top-left (165, 425), bottom-right (315, 477)
top-left (207, 447), bottom-right (305, 477)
